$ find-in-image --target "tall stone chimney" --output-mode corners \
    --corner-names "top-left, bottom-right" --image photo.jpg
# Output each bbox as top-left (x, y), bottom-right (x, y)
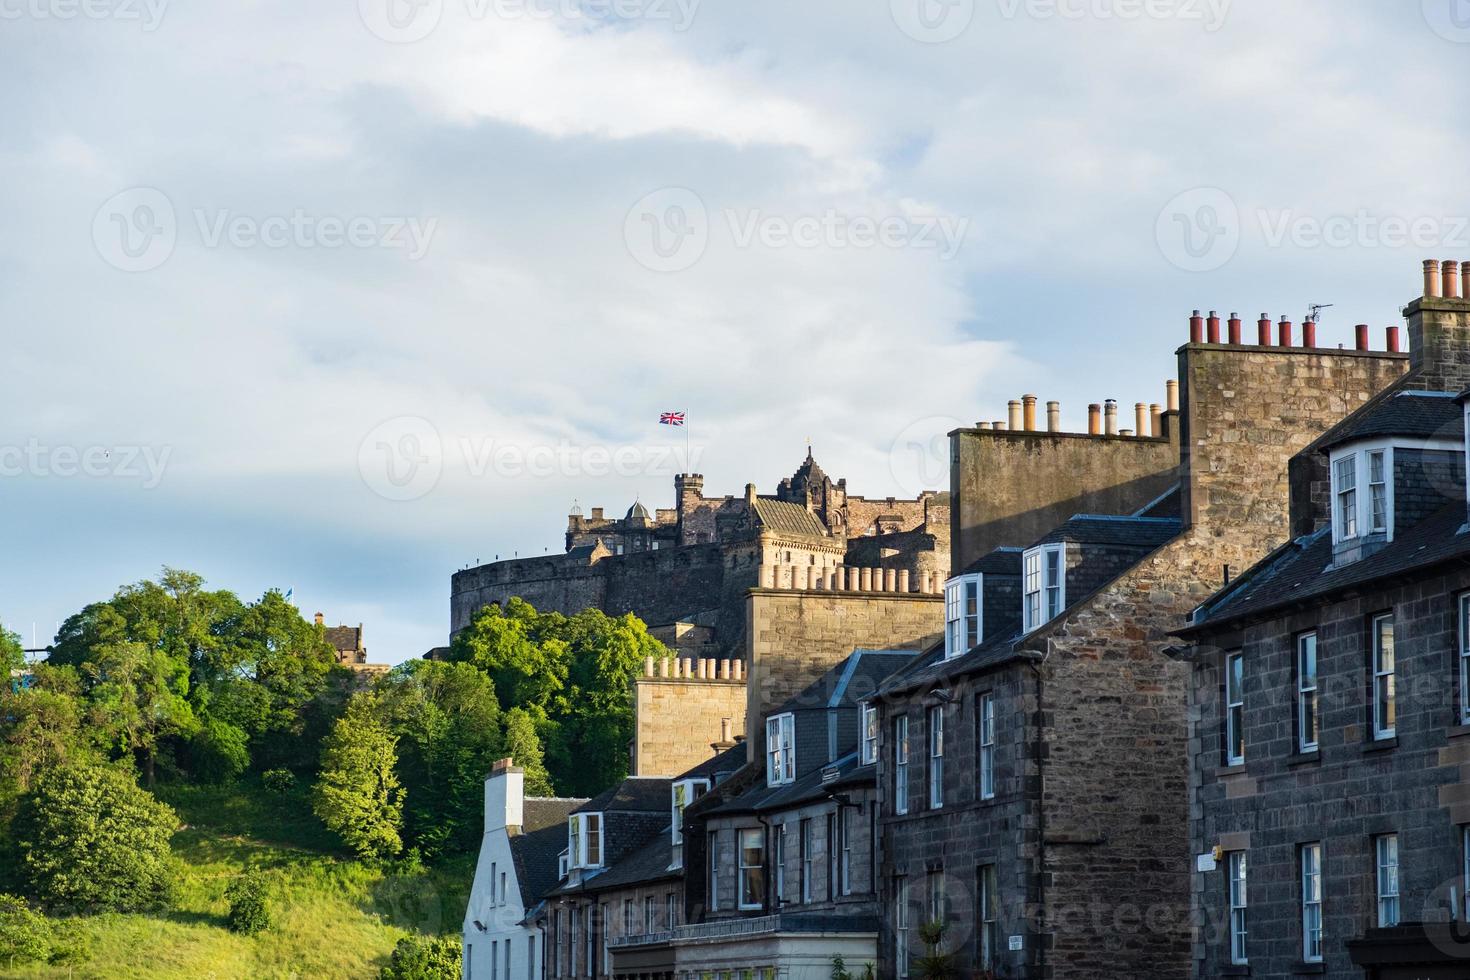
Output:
top-left (1406, 257), bottom-right (1470, 392)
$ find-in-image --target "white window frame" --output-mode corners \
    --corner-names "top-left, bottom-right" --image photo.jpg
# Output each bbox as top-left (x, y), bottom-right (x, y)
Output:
top-left (1373, 614), bottom-right (1396, 741)
top-left (1225, 652), bottom-right (1245, 766)
top-left (568, 813), bottom-right (602, 869)
top-left (1022, 543), bottom-right (1066, 633)
top-left (765, 713), bottom-right (796, 786)
top-left (671, 778), bottom-right (710, 845)
top-left (894, 716), bottom-right (909, 815)
top-left (927, 706), bottom-right (944, 810)
top-left (1460, 594), bottom-right (1470, 727)
top-left (738, 827), bottom-right (764, 910)
top-left (1376, 834), bottom-right (1400, 927)
top-left (1334, 451), bottom-right (1360, 540)
top-left (1297, 633), bottom-right (1318, 753)
top-left (978, 864), bottom-right (998, 970)
top-left (708, 832), bottom-right (720, 912)
top-left (1368, 448), bottom-right (1388, 533)
top-left (1228, 851), bottom-right (1248, 966)
top-left (861, 703), bottom-right (879, 764)
top-left (943, 573), bottom-right (982, 658)
top-left (1301, 844), bottom-right (1323, 964)
top-left (1331, 435), bottom-right (1462, 547)
top-left (978, 693), bottom-right (996, 800)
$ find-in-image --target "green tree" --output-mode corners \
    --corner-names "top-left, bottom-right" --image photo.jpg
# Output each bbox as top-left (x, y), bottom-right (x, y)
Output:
top-left (501, 707), bottom-right (553, 796)
top-left (1, 622), bottom-right (24, 677)
top-left (230, 590), bottom-right (336, 736)
top-left (375, 661), bottom-right (504, 857)
top-left (189, 717), bottom-right (250, 784)
top-left (313, 696), bottom-right (404, 862)
top-left (380, 935), bottom-right (462, 980)
top-left (0, 894), bottom-right (54, 966)
top-left (10, 764), bottom-right (176, 912)
top-left (85, 640), bottom-right (198, 785)
top-left (225, 870), bottom-right (273, 934)
top-left (0, 665), bottom-right (93, 799)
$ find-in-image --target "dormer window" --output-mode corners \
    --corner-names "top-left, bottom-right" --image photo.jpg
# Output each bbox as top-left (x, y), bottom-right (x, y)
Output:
top-left (1331, 444), bottom-right (1393, 547)
top-left (670, 778), bottom-right (709, 845)
top-left (943, 574), bottom-right (981, 658)
top-left (766, 713), bottom-right (796, 786)
top-left (1022, 544), bottom-right (1066, 633)
top-left (568, 813), bottom-right (603, 869)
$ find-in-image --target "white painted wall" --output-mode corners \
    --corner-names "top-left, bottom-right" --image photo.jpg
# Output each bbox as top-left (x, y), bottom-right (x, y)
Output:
top-left (465, 766), bottom-right (545, 980)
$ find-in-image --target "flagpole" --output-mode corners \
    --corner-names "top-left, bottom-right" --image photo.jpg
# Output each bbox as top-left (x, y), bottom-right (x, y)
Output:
top-left (686, 410), bottom-right (691, 472)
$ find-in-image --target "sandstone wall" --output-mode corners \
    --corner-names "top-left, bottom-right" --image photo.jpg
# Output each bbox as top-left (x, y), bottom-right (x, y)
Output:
top-left (632, 660), bottom-right (746, 778)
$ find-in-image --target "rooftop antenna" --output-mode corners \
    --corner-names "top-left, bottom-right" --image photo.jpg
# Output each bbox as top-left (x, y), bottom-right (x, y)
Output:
top-left (1307, 303), bottom-right (1335, 323)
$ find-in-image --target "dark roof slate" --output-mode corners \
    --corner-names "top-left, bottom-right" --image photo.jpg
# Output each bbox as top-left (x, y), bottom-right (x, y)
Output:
top-left (1187, 501), bottom-right (1470, 631)
top-left (1316, 390), bottom-right (1462, 451)
top-left (702, 750), bottom-right (866, 816)
top-left (574, 777), bottom-right (672, 815)
top-left (770, 649), bottom-right (917, 717)
top-left (958, 548), bottom-right (1024, 577)
top-left (677, 742), bottom-right (748, 784)
top-left (1035, 515), bottom-right (1181, 549)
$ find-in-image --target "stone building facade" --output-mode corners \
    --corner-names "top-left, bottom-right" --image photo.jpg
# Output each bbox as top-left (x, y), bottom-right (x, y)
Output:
top-left (1180, 265), bottom-right (1470, 979)
top-left (633, 657), bottom-right (747, 778)
top-left (873, 313), bottom-right (1407, 980)
top-left (452, 453), bottom-right (951, 659)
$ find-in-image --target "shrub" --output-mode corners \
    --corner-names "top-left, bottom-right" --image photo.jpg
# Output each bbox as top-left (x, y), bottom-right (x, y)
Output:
top-left (190, 718), bottom-right (250, 784)
top-left (225, 870), bottom-right (273, 935)
top-left (261, 768), bottom-right (297, 795)
top-left (380, 934), bottom-right (461, 980)
top-left (0, 894), bottom-right (52, 965)
top-left (10, 765), bottom-right (177, 912)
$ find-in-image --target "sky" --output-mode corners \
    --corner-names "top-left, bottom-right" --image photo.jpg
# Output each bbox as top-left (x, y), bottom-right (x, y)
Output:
top-left (3, 0), bottom-right (1470, 663)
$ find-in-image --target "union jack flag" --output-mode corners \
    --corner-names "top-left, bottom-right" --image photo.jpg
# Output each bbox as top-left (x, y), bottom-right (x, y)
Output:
top-left (659, 412), bottom-right (686, 426)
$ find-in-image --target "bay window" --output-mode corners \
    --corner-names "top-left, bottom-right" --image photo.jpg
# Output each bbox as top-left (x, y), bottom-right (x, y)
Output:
top-left (944, 573), bottom-right (981, 658)
top-left (568, 813), bottom-right (603, 869)
top-left (1022, 544), bottom-right (1065, 633)
top-left (765, 713), bottom-right (795, 786)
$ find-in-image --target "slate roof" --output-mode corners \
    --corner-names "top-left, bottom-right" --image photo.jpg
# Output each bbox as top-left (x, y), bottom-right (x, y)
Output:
top-left (564, 830), bottom-right (679, 895)
top-left (510, 797), bottom-right (587, 907)
top-left (573, 777), bottom-right (673, 815)
top-left (701, 749), bottom-right (868, 816)
top-left (1185, 500), bottom-right (1470, 632)
top-left (751, 497), bottom-right (830, 539)
top-left (957, 547), bottom-right (1024, 577)
top-left (770, 649), bottom-right (917, 716)
top-left (677, 742), bottom-right (748, 785)
top-left (324, 624), bottom-right (362, 653)
top-left (1134, 483), bottom-right (1183, 520)
top-left (1034, 515), bottom-right (1182, 549)
top-left (1316, 390), bottom-right (1463, 451)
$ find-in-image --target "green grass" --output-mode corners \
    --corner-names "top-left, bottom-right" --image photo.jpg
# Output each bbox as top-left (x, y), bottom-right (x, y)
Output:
top-left (1, 778), bottom-right (470, 980)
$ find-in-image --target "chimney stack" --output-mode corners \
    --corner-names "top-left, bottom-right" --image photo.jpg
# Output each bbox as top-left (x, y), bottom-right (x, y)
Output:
top-left (1206, 311), bottom-right (1221, 344)
top-left (1088, 404), bottom-right (1102, 435)
top-left (1165, 379), bottom-right (1180, 412)
top-left (1302, 317), bottom-right (1317, 349)
top-left (1189, 310), bottom-right (1204, 344)
top-left (1008, 400), bottom-right (1023, 431)
top-left (745, 482), bottom-right (757, 506)
top-left (1227, 313), bottom-right (1242, 345)
top-left (1425, 259), bottom-right (1443, 298)
top-left (1445, 260), bottom-right (1463, 300)
top-left (1135, 402), bottom-right (1148, 436)
top-left (1104, 399), bottom-right (1119, 436)
top-left (1257, 314), bottom-right (1273, 346)
top-left (1046, 401), bottom-right (1061, 432)
top-left (1023, 394), bottom-right (1038, 432)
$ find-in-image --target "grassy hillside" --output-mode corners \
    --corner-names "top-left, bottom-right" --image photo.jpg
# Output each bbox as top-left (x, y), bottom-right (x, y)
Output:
top-left (1, 778), bottom-right (469, 980)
